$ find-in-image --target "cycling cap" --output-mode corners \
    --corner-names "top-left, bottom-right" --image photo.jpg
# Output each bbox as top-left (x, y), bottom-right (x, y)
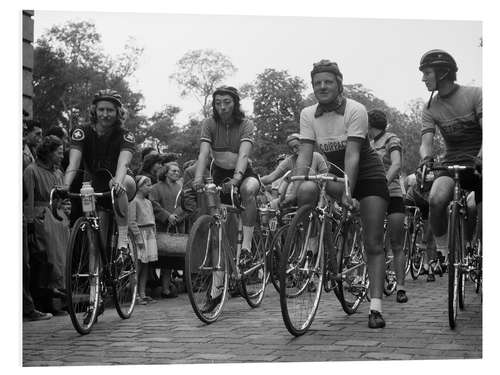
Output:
top-left (419, 49), bottom-right (458, 72)
top-left (286, 133), bottom-right (300, 144)
top-left (368, 109), bottom-right (387, 130)
top-left (213, 86), bottom-right (240, 101)
top-left (92, 89), bottom-right (123, 107)
top-left (310, 59), bottom-right (343, 80)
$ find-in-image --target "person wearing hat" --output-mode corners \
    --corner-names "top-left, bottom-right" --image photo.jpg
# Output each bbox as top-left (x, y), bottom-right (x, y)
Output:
top-left (368, 109), bottom-right (408, 303)
top-left (193, 85), bottom-right (260, 312)
top-left (292, 60), bottom-right (390, 328)
top-left (418, 49), bottom-right (482, 264)
top-left (62, 89), bottom-right (137, 289)
top-left (140, 153), bottom-right (162, 184)
top-left (260, 133), bottom-right (328, 208)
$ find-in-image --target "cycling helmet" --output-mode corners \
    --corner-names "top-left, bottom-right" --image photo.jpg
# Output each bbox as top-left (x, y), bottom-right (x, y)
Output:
top-left (419, 49), bottom-right (458, 72)
top-left (310, 59), bottom-right (343, 94)
top-left (213, 86), bottom-right (240, 101)
top-left (286, 133), bottom-right (300, 144)
top-left (92, 89), bottom-right (123, 108)
top-left (368, 109), bottom-right (387, 130)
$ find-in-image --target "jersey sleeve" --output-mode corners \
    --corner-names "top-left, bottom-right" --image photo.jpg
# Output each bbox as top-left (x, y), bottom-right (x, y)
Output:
top-left (300, 107), bottom-right (316, 144)
top-left (120, 130), bottom-right (136, 153)
top-left (275, 157), bottom-right (292, 176)
top-left (240, 119), bottom-right (255, 144)
top-left (69, 126), bottom-right (86, 151)
top-left (386, 134), bottom-right (402, 154)
top-left (421, 108), bottom-right (436, 136)
top-left (346, 102), bottom-right (368, 142)
top-left (200, 119), bottom-right (213, 144)
top-left (313, 152), bottom-right (329, 174)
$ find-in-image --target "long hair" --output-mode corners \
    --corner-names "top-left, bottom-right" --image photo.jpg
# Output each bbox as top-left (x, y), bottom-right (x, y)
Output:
top-left (36, 135), bottom-right (62, 164)
top-left (212, 96), bottom-right (245, 125)
top-left (89, 101), bottom-right (128, 128)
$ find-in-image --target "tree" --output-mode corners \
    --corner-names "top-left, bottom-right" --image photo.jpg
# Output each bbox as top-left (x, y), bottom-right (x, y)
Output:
top-left (169, 49), bottom-right (237, 118)
top-left (146, 105), bottom-right (182, 150)
top-left (33, 20), bottom-right (144, 132)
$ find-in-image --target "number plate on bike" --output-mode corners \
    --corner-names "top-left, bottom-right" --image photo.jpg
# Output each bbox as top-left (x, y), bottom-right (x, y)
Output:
top-left (269, 217), bottom-right (277, 232)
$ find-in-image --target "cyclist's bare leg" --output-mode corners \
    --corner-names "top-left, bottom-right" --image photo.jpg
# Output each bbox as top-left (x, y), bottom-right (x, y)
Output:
top-left (239, 176), bottom-right (259, 251)
top-left (360, 196), bottom-right (387, 304)
top-left (388, 212), bottom-right (405, 287)
top-left (428, 176), bottom-right (454, 257)
top-left (109, 175), bottom-right (136, 249)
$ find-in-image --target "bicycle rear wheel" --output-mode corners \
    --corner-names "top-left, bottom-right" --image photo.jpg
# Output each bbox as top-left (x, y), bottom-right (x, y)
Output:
top-left (66, 217), bottom-right (101, 335)
top-left (279, 205), bottom-right (324, 336)
top-left (402, 226), bottom-right (411, 276)
top-left (448, 205), bottom-right (461, 329)
top-left (112, 230), bottom-right (138, 319)
top-left (268, 224), bottom-right (289, 293)
top-left (410, 224), bottom-right (425, 280)
top-left (185, 215), bottom-right (228, 324)
top-left (335, 220), bottom-right (369, 314)
top-left (241, 229), bottom-right (267, 308)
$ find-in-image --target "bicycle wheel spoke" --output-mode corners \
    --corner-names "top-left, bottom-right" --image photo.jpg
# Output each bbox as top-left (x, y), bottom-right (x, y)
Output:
top-left (112, 231), bottom-right (138, 319)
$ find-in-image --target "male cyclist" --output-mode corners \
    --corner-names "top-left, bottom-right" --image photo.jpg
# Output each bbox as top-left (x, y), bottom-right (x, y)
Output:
top-left (193, 86), bottom-right (260, 312)
top-left (368, 109), bottom-right (408, 303)
top-left (418, 50), bottom-right (482, 263)
top-left (291, 60), bottom-right (389, 328)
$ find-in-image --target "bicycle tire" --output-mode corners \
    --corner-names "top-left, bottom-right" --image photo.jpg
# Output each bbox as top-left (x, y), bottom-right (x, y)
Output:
top-left (448, 204), bottom-right (460, 329)
top-left (279, 204), bottom-right (324, 336)
top-left (410, 224), bottom-right (425, 280)
top-left (458, 219), bottom-right (466, 311)
top-left (112, 230), bottom-right (138, 319)
top-left (335, 220), bottom-right (369, 314)
top-left (241, 229), bottom-right (267, 308)
top-left (66, 217), bottom-right (101, 335)
top-left (185, 215), bottom-right (228, 324)
top-left (403, 225), bottom-right (412, 276)
top-left (268, 224), bottom-right (289, 293)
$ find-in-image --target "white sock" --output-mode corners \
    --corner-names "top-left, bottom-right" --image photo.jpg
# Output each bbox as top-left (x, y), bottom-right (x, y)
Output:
top-left (434, 233), bottom-right (448, 258)
top-left (370, 298), bottom-right (382, 313)
top-left (211, 271), bottom-right (224, 298)
top-left (241, 226), bottom-right (254, 251)
top-left (117, 226), bottom-right (129, 249)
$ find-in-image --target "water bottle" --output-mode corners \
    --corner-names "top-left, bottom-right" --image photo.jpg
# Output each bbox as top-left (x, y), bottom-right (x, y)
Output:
top-left (80, 181), bottom-right (96, 213)
top-left (205, 177), bottom-right (218, 210)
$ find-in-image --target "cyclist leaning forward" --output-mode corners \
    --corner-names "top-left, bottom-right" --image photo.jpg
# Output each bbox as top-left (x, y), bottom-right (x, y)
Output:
top-left (62, 89), bottom-right (137, 319)
top-left (368, 109), bottom-right (408, 303)
top-left (193, 86), bottom-right (260, 312)
top-left (418, 50), bottom-right (482, 263)
top-left (290, 60), bottom-right (389, 328)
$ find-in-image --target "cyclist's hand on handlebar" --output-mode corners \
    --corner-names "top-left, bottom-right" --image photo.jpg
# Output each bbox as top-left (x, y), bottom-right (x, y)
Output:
top-left (111, 179), bottom-right (126, 196)
top-left (53, 185), bottom-right (69, 198)
top-left (192, 177), bottom-right (204, 192)
top-left (341, 191), bottom-right (358, 211)
top-left (418, 156), bottom-right (434, 172)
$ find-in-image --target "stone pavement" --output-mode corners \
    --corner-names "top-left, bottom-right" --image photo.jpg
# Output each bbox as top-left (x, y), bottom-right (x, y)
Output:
top-left (23, 274), bottom-right (482, 366)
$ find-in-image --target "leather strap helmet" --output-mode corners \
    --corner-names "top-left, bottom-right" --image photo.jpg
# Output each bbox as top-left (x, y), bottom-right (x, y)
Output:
top-left (419, 49), bottom-right (458, 72)
top-left (92, 89), bottom-right (123, 107)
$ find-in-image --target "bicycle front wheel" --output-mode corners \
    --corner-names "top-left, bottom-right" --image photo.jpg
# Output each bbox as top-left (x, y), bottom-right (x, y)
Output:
top-left (448, 205), bottom-right (461, 329)
top-left (410, 224), bottom-right (425, 280)
top-left (402, 225), bottom-right (411, 276)
top-left (279, 205), bottom-right (324, 336)
top-left (185, 215), bottom-right (228, 324)
top-left (66, 217), bottom-right (101, 335)
top-left (112, 230), bottom-right (138, 319)
top-left (268, 224), bottom-right (289, 293)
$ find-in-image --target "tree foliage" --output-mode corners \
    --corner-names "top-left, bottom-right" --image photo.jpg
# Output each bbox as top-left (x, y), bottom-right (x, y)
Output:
top-left (169, 49), bottom-right (237, 118)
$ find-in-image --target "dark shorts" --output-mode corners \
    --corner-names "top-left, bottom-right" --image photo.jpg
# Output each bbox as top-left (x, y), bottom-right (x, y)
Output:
top-left (353, 179), bottom-right (390, 202)
top-left (212, 164), bottom-right (258, 204)
top-left (387, 196), bottom-right (405, 215)
top-left (435, 168), bottom-right (482, 204)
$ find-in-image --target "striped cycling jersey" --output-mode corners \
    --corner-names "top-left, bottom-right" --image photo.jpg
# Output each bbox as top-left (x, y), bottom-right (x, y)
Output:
top-left (421, 85), bottom-right (482, 166)
top-left (371, 131), bottom-right (403, 197)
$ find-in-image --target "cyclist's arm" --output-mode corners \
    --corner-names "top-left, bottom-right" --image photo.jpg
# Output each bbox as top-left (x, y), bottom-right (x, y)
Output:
top-left (386, 149), bottom-right (402, 185)
top-left (289, 142), bottom-right (314, 196)
top-left (344, 140), bottom-right (361, 196)
top-left (233, 141), bottom-right (252, 182)
top-left (63, 148), bottom-right (83, 188)
top-left (260, 162), bottom-right (288, 185)
top-left (194, 142), bottom-right (211, 182)
top-left (113, 150), bottom-right (133, 185)
top-left (419, 132), bottom-right (434, 161)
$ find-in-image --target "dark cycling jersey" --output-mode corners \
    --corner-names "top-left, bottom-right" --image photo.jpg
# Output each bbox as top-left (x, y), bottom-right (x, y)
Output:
top-left (421, 85), bottom-right (482, 166)
top-left (371, 131), bottom-right (403, 197)
top-left (70, 124), bottom-right (136, 176)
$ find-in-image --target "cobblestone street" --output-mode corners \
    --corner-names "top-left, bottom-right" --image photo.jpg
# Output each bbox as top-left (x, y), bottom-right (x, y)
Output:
top-left (23, 273), bottom-right (482, 366)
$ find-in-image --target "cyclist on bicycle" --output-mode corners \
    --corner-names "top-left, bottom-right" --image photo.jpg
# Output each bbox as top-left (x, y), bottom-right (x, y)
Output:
top-left (260, 133), bottom-right (328, 208)
top-left (291, 60), bottom-right (389, 328)
top-left (62, 89), bottom-right (137, 256)
top-left (368, 109), bottom-right (408, 303)
top-left (418, 50), bottom-right (482, 263)
top-left (192, 86), bottom-right (260, 312)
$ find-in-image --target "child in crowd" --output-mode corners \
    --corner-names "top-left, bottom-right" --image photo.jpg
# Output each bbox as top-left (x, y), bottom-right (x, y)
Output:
top-left (129, 175), bottom-right (158, 305)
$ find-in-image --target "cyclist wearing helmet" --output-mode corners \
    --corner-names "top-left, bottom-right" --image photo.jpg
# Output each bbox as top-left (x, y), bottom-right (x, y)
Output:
top-left (293, 60), bottom-right (389, 328)
top-left (193, 86), bottom-right (260, 312)
top-left (368, 109), bottom-right (408, 303)
top-left (63, 89), bottom-right (137, 253)
top-left (418, 49), bottom-right (482, 262)
top-left (260, 133), bottom-right (329, 208)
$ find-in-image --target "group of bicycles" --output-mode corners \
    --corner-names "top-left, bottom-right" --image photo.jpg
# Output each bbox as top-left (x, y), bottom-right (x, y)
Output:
top-left (51, 163), bottom-right (481, 336)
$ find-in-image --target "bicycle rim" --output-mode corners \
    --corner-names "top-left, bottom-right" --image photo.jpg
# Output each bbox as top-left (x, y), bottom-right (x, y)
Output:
top-left (185, 215), bottom-right (228, 324)
top-left (403, 227), bottom-right (411, 275)
top-left (269, 224), bottom-right (289, 294)
top-left (241, 229), bottom-right (267, 308)
top-left (66, 217), bottom-right (101, 335)
top-left (448, 206), bottom-right (460, 329)
top-left (279, 205), bottom-right (324, 336)
top-left (336, 222), bottom-right (368, 314)
top-left (112, 230), bottom-right (138, 319)
top-left (410, 225), bottom-right (424, 280)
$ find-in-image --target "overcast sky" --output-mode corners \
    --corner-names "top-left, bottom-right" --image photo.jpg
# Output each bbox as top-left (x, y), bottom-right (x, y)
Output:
top-left (34, 11), bottom-right (482, 125)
